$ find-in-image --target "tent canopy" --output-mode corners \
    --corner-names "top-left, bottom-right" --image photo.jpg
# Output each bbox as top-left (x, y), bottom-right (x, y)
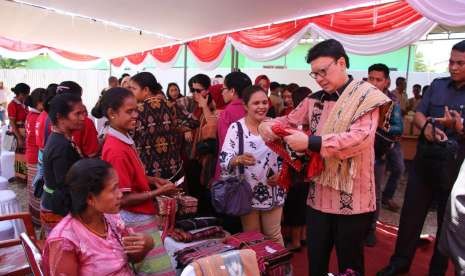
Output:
top-left (0, 0), bottom-right (394, 58)
top-left (1, 0), bottom-right (464, 69)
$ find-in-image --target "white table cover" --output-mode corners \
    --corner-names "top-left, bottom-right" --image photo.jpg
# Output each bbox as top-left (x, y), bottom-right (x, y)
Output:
top-left (0, 220), bottom-right (14, 240)
top-left (0, 190), bottom-right (25, 237)
top-left (1, 151), bottom-right (15, 180)
top-left (0, 176), bottom-right (8, 190)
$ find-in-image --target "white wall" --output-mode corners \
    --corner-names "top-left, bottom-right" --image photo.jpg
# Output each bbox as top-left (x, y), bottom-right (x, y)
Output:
top-left (0, 69), bottom-right (108, 111)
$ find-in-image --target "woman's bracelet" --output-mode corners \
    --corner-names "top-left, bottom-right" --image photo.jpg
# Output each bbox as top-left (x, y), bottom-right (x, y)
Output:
top-left (234, 156), bottom-right (241, 166)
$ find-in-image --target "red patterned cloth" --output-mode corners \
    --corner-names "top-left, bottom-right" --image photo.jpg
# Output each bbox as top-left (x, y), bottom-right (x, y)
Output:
top-left (265, 124), bottom-right (324, 191)
top-left (168, 226), bottom-right (225, 243)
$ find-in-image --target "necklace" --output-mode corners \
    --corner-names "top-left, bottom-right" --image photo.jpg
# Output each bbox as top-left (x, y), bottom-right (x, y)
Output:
top-left (78, 215), bottom-right (108, 239)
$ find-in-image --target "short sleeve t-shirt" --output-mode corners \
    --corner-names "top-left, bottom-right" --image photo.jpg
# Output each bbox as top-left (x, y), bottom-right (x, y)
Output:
top-left (417, 77), bottom-right (465, 141)
top-left (35, 112), bottom-right (51, 150)
top-left (102, 130), bottom-right (156, 215)
top-left (25, 109), bottom-right (41, 164)
top-left (7, 99), bottom-right (28, 123)
top-left (71, 117), bottom-right (99, 157)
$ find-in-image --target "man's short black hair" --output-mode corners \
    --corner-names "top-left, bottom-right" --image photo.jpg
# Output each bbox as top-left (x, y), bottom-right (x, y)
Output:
top-left (306, 39), bottom-right (350, 68)
top-left (396, 77), bottom-right (406, 86)
top-left (270, 82), bottom-right (280, 91)
top-left (413, 84), bottom-right (421, 89)
top-left (368, 63), bottom-right (390, 79)
top-left (452, 40), bottom-right (465, 52)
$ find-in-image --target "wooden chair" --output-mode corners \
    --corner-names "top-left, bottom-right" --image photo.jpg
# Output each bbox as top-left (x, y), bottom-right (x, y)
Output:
top-left (20, 232), bottom-right (44, 276)
top-left (0, 212), bottom-right (40, 276)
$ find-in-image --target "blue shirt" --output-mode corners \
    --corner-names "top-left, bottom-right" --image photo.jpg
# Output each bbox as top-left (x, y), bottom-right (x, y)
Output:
top-left (417, 77), bottom-right (465, 140)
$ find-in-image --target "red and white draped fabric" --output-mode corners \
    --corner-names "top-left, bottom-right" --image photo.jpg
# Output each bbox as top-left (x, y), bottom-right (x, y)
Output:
top-left (309, 1), bottom-right (436, 55)
top-left (229, 19), bottom-right (312, 61)
top-left (310, 17), bottom-right (435, 55)
top-left (110, 44), bottom-right (182, 69)
top-left (188, 35), bottom-right (229, 70)
top-left (110, 1), bottom-right (438, 69)
top-left (149, 45), bottom-right (182, 69)
top-left (406, 0), bottom-right (465, 27)
top-left (1, 1), bottom-right (447, 70)
top-left (0, 36), bottom-right (103, 69)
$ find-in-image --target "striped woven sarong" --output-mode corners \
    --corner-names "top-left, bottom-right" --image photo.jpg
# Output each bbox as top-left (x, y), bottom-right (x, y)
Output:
top-left (120, 210), bottom-right (175, 276)
top-left (27, 163), bottom-right (41, 227)
top-left (14, 152), bottom-right (27, 182)
top-left (40, 208), bottom-right (63, 237)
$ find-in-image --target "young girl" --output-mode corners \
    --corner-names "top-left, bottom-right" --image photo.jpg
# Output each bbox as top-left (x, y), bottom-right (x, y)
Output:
top-left (97, 87), bottom-right (176, 276)
top-left (25, 88), bottom-right (47, 226)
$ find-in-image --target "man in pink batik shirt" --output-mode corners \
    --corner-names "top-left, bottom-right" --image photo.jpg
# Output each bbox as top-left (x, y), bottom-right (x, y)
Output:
top-left (259, 39), bottom-right (392, 276)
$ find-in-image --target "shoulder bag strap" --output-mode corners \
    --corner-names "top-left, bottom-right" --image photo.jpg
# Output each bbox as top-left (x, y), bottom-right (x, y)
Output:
top-left (236, 121), bottom-right (245, 176)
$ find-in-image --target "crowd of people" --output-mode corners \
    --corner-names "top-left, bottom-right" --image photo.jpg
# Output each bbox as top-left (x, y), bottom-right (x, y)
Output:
top-left (2, 38), bottom-right (465, 276)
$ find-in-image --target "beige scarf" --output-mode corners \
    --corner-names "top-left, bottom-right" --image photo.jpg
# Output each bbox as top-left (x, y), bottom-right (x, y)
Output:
top-left (315, 80), bottom-right (392, 194)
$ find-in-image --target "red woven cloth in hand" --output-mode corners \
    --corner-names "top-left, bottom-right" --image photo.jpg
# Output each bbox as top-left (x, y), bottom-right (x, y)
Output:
top-left (265, 124), bottom-right (323, 190)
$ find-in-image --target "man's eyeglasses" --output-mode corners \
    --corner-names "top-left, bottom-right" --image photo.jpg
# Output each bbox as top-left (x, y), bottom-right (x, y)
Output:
top-left (191, 88), bottom-right (205, 93)
top-left (309, 61), bottom-right (335, 79)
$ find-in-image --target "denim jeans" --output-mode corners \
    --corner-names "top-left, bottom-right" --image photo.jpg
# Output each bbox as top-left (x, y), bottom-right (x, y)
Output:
top-left (382, 142), bottom-right (405, 201)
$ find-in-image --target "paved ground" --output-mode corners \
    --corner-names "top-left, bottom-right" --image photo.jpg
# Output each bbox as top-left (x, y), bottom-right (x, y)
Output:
top-left (8, 161), bottom-right (439, 236)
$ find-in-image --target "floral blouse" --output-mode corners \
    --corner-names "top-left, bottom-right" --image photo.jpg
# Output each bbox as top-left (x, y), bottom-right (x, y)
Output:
top-left (219, 118), bottom-right (285, 210)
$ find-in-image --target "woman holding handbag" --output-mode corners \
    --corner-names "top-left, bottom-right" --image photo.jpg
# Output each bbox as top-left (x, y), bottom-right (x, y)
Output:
top-left (219, 85), bottom-right (284, 245)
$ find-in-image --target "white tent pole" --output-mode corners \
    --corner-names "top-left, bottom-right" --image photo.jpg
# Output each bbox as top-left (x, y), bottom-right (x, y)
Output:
top-left (183, 43), bottom-right (188, 96)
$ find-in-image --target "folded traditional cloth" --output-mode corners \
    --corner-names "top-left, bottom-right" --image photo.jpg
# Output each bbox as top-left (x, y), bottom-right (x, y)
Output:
top-left (191, 249), bottom-right (260, 276)
top-left (246, 239), bottom-right (293, 274)
top-left (168, 226), bottom-right (225, 243)
top-left (265, 124), bottom-right (324, 191)
top-left (156, 196), bottom-right (177, 241)
top-left (177, 195), bottom-right (198, 215)
top-left (223, 231), bottom-right (266, 248)
top-left (175, 217), bottom-right (219, 231)
top-left (175, 240), bottom-right (235, 269)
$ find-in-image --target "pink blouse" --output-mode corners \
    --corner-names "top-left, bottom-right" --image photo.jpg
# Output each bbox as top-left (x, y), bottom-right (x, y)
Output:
top-left (43, 214), bottom-right (135, 276)
top-left (274, 96), bottom-right (379, 215)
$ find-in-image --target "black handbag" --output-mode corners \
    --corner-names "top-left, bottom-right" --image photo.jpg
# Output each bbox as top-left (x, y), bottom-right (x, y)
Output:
top-left (416, 118), bottom-right (459, 190)
top-left (195, 138), bottom-right (218, 156)
top-left (211, 121), bottom-right (253, 216)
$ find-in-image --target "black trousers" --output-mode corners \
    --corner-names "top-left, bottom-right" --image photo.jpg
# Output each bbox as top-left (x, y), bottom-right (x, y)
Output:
top-left (306, 207), bottom-right (373, 276)
top-left (389, 153), bottom-right (464, 275)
